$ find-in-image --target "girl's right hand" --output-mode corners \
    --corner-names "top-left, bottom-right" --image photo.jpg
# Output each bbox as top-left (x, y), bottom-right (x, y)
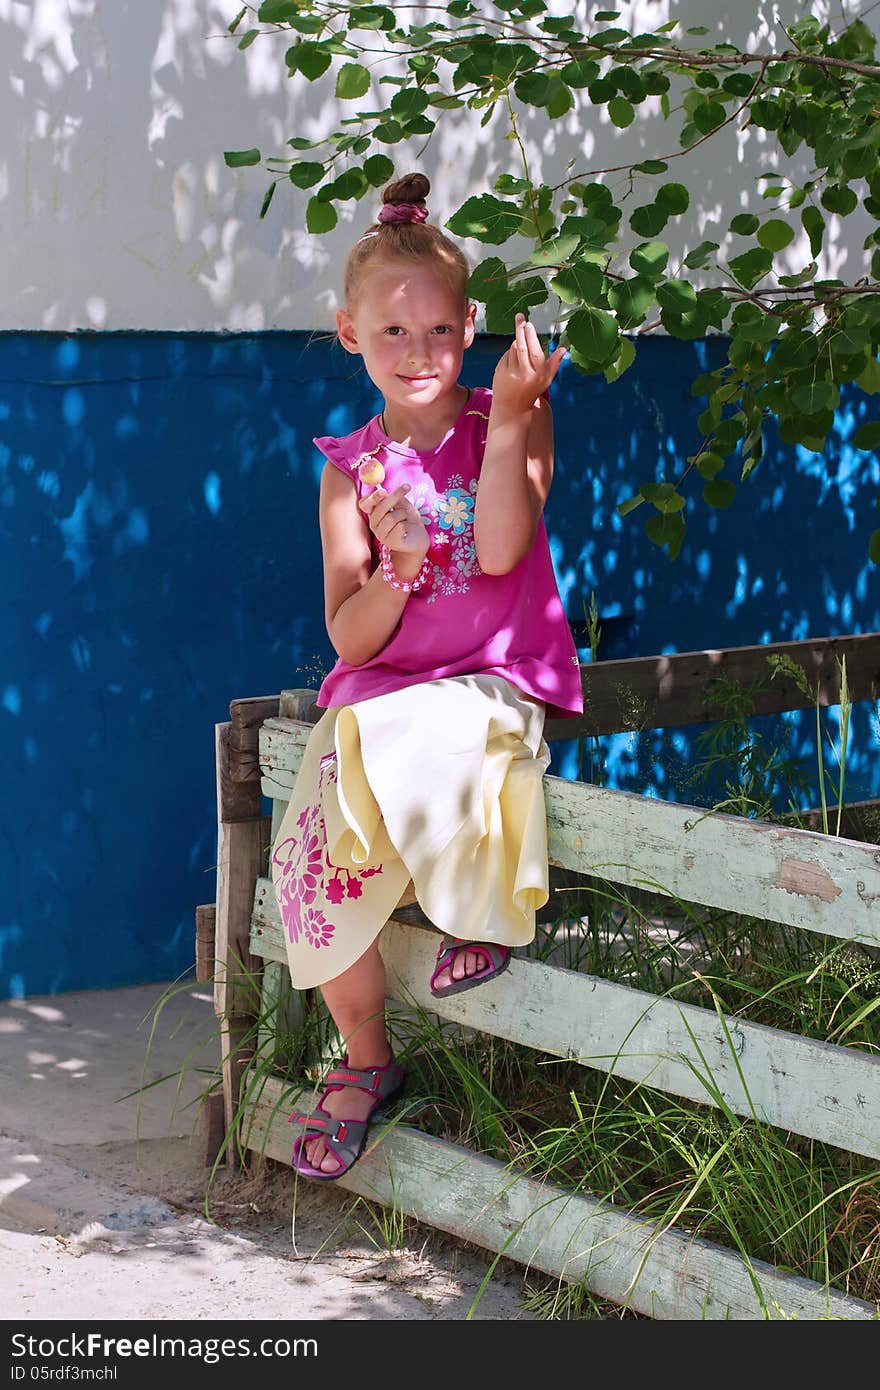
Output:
top-left (359, 484), bottom-right (429, 560)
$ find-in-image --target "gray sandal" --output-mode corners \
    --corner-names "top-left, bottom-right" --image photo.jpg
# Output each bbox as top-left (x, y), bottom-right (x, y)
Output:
top-left (429, 936), bottom-right (512, 998)
top-left (289, 1053), bottom-right (406, 1180)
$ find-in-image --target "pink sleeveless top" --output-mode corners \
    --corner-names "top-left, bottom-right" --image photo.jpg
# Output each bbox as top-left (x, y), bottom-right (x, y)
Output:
top-left (314, 386), bottom-right (584, 721)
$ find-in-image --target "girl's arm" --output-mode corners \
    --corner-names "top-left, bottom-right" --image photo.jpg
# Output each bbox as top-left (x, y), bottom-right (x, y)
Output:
top-left (319, 463), bottom-right (426, 666)
top-left (473, 312), bottom-right (567, 576)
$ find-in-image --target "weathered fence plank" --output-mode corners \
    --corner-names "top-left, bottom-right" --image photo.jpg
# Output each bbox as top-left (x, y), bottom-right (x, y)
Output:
top-left (250, 899), bottom-right (880, 1161)
top-left (259, 720), bottom-right (880, 950)
top-left (242, 1075), bottom-right (877, 1321)
top-left (545, 631), bottom-right (880, 742)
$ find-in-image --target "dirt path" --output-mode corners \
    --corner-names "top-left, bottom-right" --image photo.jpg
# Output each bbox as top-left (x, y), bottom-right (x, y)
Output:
top-left (1, 982), bottom-right (538, 1321)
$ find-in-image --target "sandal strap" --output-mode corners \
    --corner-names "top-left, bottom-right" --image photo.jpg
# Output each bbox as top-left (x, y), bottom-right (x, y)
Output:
top-left (288, 1108), bottom-right (369, 1153)
top-left (323, 1058), bottom-right (404, 1100)
top-left (434, 939), bottom-right (508, 969)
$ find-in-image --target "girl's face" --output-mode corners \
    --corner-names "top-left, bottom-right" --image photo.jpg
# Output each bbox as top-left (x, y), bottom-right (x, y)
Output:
top-left (336, 259), bottom-right (476, 416)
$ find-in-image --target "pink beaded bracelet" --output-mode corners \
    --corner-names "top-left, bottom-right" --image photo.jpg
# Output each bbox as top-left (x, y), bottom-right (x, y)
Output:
top-left (380, 544), bottom-right (432, 593)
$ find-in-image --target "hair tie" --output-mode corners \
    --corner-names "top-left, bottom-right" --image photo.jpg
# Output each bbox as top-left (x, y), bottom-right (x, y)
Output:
top-left (378, 202), bottom-right (429, 225)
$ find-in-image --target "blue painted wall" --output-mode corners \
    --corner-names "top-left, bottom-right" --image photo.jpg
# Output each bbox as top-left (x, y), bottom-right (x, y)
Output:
top-left (1, 331), bottom-right (878, 999)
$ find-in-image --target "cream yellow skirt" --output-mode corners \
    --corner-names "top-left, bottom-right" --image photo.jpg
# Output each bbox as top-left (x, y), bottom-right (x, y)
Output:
top-left (270, 673), bottom-right (551, 990)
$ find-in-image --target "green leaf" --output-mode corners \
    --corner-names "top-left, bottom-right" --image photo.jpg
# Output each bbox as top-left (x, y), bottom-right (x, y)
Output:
top-left (757, 219), bottom-right (795, 251)
top-left (791, 381), bottom-right (836, 413)
top-left (374, 119), bottom-right (403, 143)
top-left (289, 161), bottom-right (324, 188)
top-left (778, 261), bottom-right (817, 289)
top-left (485, 277), bottom-right (548, 334)
top-left (660, 299), bottom-right (713, 340)
top-left (830, 310), bottom-right (870, 358)
top-left (530, 233), bottom-right (581, 266)
top-left (750, 96), bottom-right (783, 131)
top-left (544, 79), bottom-right (573, 120)
top-left (703, 478), bottom-right (736, 508)
top-left (641, 482), bottom-right (684, 513)
top-left (721, 72), bottom-right (754, 97)
top-left (289, 42), bottom-right (332, 80)
top-left (630, 241), bottom-right (669, 278)
top-left (325, 167), bottom-right (368, 200)
top-left (259, 181), bottom-right (277, 220)
top-left (656, 279), bottom-right (697, 313)
top-left (258, 1), bottom-right (300, 20)
top-left (683, 240), bottom-right (719, 269)
top-left (390, 87), bottom-right (429, 120)
top-left (608, 276), bottom-right (655, 329)
top-left (306, 196), bottom-right (337, 233)
top-left (728, 247), bottom-right (773, 289)
top-left (693, 99), bottom-right (726, 134)
top-left (730, 213), bottom-right (759, 235)
top-left (608, 96), bottom-right (635, 128)
top-left (870, 529), bottom-right (880, 564)
top-left (633, 159), bottom-right (668, 174)
top-left (467, 256), bottom-right (508, 300)
top-left (821, 183), bottom-right (858, 216)
top-left (629, 203), bottom-right (667, 237)
top-left (695, 451), bottom-right (725, 479)
top-left (565, 306), bottom-right (620, 366)
top-left (496, 174), bottom-right (530, 196)
top-left (592, 26), bottom-right (629, 45)
top-left (238, 29), bottom-right (259, 50)
top-left (347, 5), bottom-right (396, 29)
top-left (855, 358), bottom-right (880, 395)
top-left (224, 148), bottom-right (261, 167)
top-left (656, 182), bottom-right (689, 214)
top-left (560, 56), bottom-right (600, 88)
top-left (336, 63), bottom-right (371, 99)
top-left (617, 493), bottom-right (644, 517)
top-left (550, 258), bottom-right (606, 306)
top-left (228, 5), bottom-right (247, 32)
top-left (514, 71), bottom-right (553, 106)
top-left (733, 312), bottom-right (777, 344)
top-left (801, 206), bottom-right (825, 258)
top-left (446, 194), bottom-right (524, 244)
top-left (603, 334), bottom-right (636, 384)
top-left (853, 421), bottom-right (880, 450)
top-left (363, 153), bottom-right (394, 186)
top-left (645, 510), bottom-right (685, 559)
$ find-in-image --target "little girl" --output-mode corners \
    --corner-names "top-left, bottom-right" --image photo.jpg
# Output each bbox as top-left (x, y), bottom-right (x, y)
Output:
top-left (271, 172), bottom-right (583, 1179)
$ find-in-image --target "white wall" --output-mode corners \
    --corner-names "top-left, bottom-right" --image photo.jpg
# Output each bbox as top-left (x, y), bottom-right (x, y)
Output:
top-left (0, 0), bottom-right (874, 331)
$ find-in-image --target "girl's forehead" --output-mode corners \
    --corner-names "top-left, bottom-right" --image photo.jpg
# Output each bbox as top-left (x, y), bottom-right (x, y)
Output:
top-left (355, 260), bottom-right (464, 313)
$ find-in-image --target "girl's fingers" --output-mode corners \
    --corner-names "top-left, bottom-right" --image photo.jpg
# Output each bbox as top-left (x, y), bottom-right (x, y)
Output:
top-left (514, 312), bottom-right (530, 362)
top-left (361, 483), bottom-right (409, 521)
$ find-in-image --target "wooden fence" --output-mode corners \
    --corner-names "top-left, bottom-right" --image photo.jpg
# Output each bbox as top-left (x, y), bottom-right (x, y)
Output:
top-left (199, 632), bottom-right (880, 1320)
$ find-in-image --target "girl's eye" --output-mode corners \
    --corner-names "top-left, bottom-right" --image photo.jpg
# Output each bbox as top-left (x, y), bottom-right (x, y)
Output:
top-left (433, 325), bottom-right (452, 335)
top-left (384, 326), bottom-right (403, 336)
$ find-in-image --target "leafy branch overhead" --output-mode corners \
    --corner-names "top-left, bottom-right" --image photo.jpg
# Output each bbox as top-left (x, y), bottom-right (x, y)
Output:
top-left (223, 1), bottom-right (880, 562)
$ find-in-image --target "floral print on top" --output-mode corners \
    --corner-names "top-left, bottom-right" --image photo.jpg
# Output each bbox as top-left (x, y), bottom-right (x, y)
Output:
top-left (312, 384), bottom-right (585, 720)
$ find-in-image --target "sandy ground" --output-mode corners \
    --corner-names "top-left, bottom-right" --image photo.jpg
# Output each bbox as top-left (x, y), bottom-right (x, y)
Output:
top-left (0, 981), bottom-right (542, 1322)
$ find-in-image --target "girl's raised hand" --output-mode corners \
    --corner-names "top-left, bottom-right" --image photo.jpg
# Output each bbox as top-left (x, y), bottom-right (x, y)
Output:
top-left (491, 312), bottom-right (567, 418)
top-left (359, 483), bottom-right (429, 559)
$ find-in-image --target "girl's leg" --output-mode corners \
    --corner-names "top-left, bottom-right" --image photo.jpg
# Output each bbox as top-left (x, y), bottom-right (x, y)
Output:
top-left (303, 937), bottom-right (391, 1175)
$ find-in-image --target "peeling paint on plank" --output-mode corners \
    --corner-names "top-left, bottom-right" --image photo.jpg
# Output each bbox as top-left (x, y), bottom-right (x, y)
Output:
top-left (776, 857), bottom-right (842, 902)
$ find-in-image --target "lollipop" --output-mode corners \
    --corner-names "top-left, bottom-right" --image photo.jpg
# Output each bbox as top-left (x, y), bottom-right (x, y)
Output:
top-left (357, 456), bottom-right (385, 487)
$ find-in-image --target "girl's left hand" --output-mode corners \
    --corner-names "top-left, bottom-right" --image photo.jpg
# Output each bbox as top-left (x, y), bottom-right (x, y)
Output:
top-left (491, 312), bottom-right (567, 418)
